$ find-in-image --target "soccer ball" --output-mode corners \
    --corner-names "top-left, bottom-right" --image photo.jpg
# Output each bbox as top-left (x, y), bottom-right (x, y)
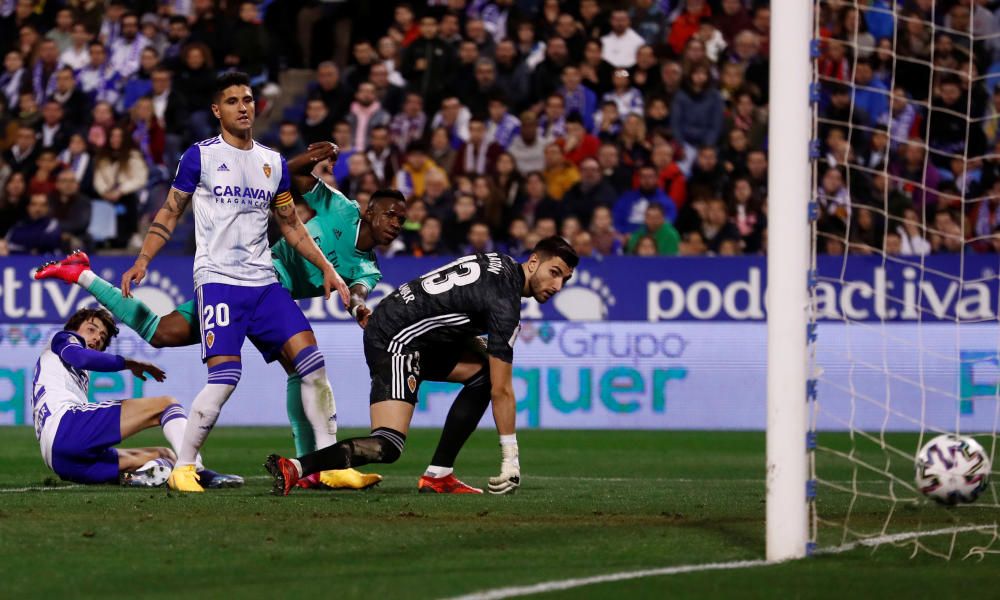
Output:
top-left (915, 434), bottom-right (991, 505)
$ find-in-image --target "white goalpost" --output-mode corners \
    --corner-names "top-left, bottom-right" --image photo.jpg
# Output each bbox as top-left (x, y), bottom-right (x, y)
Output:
top-left (768, 0), bottom-right (1000, 562)
top-left (766, 0), bottom-right (814, 562)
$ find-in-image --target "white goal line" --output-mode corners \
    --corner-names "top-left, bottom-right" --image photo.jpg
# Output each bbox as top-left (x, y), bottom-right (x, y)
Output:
top-left (443, 526), bottom-right (998, 600)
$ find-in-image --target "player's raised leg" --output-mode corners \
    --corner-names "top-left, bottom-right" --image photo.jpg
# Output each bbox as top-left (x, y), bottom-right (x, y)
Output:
top-left (35, 251), bottom-right (199, 348)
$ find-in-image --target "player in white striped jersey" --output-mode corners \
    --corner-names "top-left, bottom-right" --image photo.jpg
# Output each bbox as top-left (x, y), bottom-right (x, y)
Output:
top-left (121, 72), bottom-right (351, 492)
top-left (32, 307), bottom-right (239, 487)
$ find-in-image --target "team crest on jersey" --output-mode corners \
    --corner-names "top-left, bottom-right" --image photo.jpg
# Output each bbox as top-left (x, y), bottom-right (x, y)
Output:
top-left (262, 163), bottom-right (272, 178)
top-left (407, 375), bottom-right (417, 394)
top-left (206, 331), bottom-right (215, 348)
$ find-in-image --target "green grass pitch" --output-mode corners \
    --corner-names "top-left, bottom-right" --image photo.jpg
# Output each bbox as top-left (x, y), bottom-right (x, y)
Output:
top-left (1, 427), bottom-right (996, 599)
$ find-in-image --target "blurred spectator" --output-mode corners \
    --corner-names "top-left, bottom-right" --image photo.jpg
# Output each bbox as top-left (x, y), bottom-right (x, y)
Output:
top-left (428, 126), bottom-right (457, 175)
top-left (464, 220), bottom-right (494, 254)
top-left (539, 92), bottom-right (567, 140)
top-left (560, 64), bottom-right (596, 131)
top-left (402, 16), bottom-right (456, 113)
top-left (632, 46), bottom-right (662, 98)
top-left (93, 126), bottom-right (148, 248)
top-left (58, 133), bottom-right (94, 194)
top-left (453, 116), bottom-right (503, 178)
top-left (395, 141), bottom-right (447, 200)
top-left (896, 206), bottom-right (931, 256)
top-left (50, 67), bottom-right (90, 127)
top-left (28, 148), bottom-right (59, 195)
top-left (339, 153), bottom-right (371, 198)
top-left (389, 92), bottom-right (427, 153)
top-left (162, 16), bottom-right (192, 72)
top-left (492, 151), bottom-right (522, 209)
top-left (604, 68), bottom-right (643, 119)
top-left (344, 41), bottom-right (378, 92)
top-left (633, 234), bottom-right (658, 256)
top-left (516, 171), bottom-right (561, 225)
top-left (79, 41), bottom-right (122, 107)
top-left (109, 12), bottom-right (148, 80)
top-left (444, 193), bottom-right (478, 250)
top-left (614, 164), bottom-right (673, 235)
top-left (680, 230), bottom-right (709, 256)
top-left (671, 64), bottom-right (723, 170)
top-left (571, 229), bottom-right (596, 258)
top-left (580, 38), bottom-right (614, 97)
top-left (301, 98), bottom-right (334, 146)
top-left (87, 101), bottom-right (116, 151)
top-left (508, 110), bottom-right (546, 174)
top-left (37, 100), bottom-right (70, 153)
top-left (500, 216), bottom-right (531, 257)
top-left (175, 43), bottom-right (216, 140)
top-left (542, 142), bottom-right (579, 201)
top-left (650, 142), bottom-right (686, 208)
top-left (49, 168), bottom-right (91, 250)
top-left (47, 9), bottom-right (76, 54)
top-left (121, 46), bottom-right (160, 108)
top-left (369, 62), bottom-right (404, 115)
top-left (601, 10), bottom-right (644, 69)
top-left (150, 67), bottom-right (187, 142)
top-left (715, 0), bottom-right (752, 45)
top-left (4, 123), bottom-right (38, 174)
top-left (33, 39), bottom-right (62, 104)
top-left (309, 62), bottom-right (352, 122)
top-left (563, 157), bottom-right (616, 228)
top-left (2, 51), bottom-right (27, 109)
top-left (485, 93), bottom-right (520, 149)
top-left (465, 57), bottom-right (500, 116)
top-left (0, 171), bottom-right (29, 234)
top-left (6, 192), bottom-right (61, 254)
top-left (701, 197), bottom-right (742, 254)
top-left (366, 125), bottom-right (401, 186)
top-left (729, 176), bottom-right (765, 254)
top-left (493, 40), bottom-right (530, 107)
top-left (228, 1), bottom-right (272, 83)
top-left (532, 37), bottom-right (572, 102)
top-left (275, 120), bottom-right (306, 157)
top-left (888, 141), bottom-right (940, 214)
top-left (625, 202), bottom-right (679, 256)
top-left (471, 174), bottom-right (506, 235)
top-left (422, 168), bottom-right (454, 223)
top-left (559, 113), bottom-right (599, 166)
top-left (596, 142), bottom-right (631, 195)
top-left (589, 205), bottom-right (622, 256)
top-left (431, 96), bottom-right (470, 148)
top-left (189, 0), bottom-right (234, 67)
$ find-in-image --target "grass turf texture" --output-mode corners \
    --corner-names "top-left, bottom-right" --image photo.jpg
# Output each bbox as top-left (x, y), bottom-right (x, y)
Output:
top-left (1, 427), bottom-right (996, 599)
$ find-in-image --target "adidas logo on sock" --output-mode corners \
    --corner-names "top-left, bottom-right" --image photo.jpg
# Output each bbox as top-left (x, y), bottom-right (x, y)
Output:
top-left (217, 163), bottom-right (230, 172)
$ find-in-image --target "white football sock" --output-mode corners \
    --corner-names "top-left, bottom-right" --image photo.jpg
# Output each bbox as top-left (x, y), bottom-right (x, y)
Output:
top-left (424, 465), bottom-right (454, 478)
top-left (301, 368), bottom-right (338, 449)
top-left (176, 384), bottom-right (235, 466)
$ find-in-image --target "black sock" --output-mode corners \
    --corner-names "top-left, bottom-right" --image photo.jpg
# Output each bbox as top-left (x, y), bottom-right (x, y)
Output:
top-left (298, 427), bottom-right (406, 476)
top-left (430, 371), bottom-right (491, 468)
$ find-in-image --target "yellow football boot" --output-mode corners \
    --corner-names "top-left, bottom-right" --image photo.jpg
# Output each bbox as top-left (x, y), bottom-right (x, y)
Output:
top-left (167, 465), bottom-right (204, 492)
top-left (319, 468), bottom-right (383, 490)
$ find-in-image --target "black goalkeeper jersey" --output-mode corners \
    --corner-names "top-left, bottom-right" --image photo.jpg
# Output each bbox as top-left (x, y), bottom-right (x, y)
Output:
top-left (365, 252), bottom-right (525, 363)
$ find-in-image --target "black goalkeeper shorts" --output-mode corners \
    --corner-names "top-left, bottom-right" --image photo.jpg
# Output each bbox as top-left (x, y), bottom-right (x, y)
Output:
top-left (364, 339), bottom-right (466, 406)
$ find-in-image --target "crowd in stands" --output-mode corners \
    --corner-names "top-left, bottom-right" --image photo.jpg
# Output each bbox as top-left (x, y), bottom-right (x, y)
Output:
top-left (0, 0), bottom-right (993, 260)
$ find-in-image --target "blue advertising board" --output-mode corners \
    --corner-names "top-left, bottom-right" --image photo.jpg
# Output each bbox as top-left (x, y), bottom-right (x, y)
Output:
top-left (3, 254), bottom-right (1000, 323)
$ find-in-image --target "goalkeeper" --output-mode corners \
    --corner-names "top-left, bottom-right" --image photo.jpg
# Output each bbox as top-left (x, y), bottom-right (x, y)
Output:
top-left (34, 142), bottom-right (401, 490)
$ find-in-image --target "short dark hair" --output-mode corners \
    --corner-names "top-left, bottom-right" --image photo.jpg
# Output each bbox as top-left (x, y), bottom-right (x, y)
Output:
top-left (212, 71), bottom-right (251, 103)
top-left (369, 189), bottom-right (407, 207)
top-left (532, 235), bottom-right (579, 269)
top-left (64, 307), bottom-right (119, 350)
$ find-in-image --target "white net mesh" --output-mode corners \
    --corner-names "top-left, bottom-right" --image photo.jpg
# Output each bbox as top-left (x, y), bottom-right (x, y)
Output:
top-left (810, 0), bottom-right (1000, 558)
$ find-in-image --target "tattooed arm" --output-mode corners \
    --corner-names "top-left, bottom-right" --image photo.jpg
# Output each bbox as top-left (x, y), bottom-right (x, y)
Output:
top-left (121, 187), bottom-right (193, 297)
top-left (273, 200), bottom-right (351, 306)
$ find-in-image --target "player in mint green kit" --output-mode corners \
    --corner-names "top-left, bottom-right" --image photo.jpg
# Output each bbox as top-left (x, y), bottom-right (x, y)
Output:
top-left (36, 142), bottom-right (407, 490)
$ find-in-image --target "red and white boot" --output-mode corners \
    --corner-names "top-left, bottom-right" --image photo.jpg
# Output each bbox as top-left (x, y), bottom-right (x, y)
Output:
top-left (34, 250), bottom-right (91, 284)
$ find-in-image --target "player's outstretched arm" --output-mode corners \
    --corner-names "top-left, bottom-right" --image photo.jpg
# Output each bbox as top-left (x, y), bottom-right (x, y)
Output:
top-left (273, 200), bottom-right (350, 306)
top-left (487, 356), bottom-right (521, 494)
top-left (349, 284), bottom-right (371, 328)
top-left (288, 142), bottom-right (338, 195)
top-left (122, 188), bottom-right (193, 297)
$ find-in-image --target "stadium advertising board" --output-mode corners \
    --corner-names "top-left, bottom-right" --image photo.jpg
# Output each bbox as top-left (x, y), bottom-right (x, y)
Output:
top-left (3, 255), bottom-right (1000, 324)
top-left (0, 256), bottom-right (996, 430)
top-left (0, 320), bottom-right (995, 431)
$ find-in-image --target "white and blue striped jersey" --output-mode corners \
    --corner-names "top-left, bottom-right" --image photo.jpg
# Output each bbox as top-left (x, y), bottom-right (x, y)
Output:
top-left (32, 332), bottom-right (94, 466)
top-left (172, 136), bottom-right (293, 288)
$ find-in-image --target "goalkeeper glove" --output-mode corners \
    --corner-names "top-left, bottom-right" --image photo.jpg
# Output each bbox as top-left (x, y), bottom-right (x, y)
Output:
top-left (488, 441), bottom-right (520, 495)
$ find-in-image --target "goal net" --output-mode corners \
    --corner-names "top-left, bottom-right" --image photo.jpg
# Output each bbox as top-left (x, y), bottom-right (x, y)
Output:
top-left (809, 0), bottom-right (1000, 558)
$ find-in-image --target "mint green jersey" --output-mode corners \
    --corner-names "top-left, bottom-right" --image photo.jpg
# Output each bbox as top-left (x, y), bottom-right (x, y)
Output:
top-left (271, 180), bottom-right (381, 299)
